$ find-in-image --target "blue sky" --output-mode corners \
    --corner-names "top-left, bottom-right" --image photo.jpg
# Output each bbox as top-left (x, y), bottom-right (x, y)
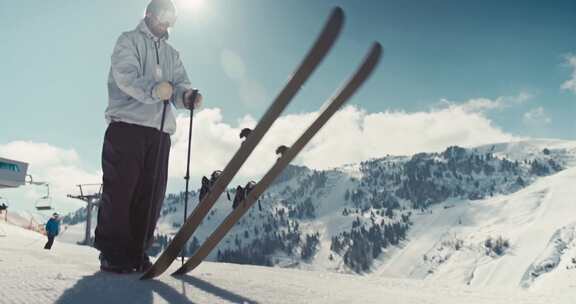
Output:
top-left (1, 0), bottom-right (575, 213)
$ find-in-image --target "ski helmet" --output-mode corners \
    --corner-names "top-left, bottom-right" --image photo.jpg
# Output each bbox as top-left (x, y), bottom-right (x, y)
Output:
top-left (146, 0), bottom-right (177, 26)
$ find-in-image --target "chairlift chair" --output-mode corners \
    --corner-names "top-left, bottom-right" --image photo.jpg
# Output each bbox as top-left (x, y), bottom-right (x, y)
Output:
top-left (35, 196), bottom-right (53, 211)
top-left (35, 184), bottom-right (53, 211)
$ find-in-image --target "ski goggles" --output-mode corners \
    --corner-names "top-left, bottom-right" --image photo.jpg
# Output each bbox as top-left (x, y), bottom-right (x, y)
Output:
top-left (154, 9), bottom-right (177, 27)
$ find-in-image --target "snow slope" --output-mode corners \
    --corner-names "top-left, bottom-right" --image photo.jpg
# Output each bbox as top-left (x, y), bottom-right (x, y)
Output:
top-left (377, 165), bottom-right (576, 293)
top-left (34, 138), bottom-right (576, 301)
top-left (0, 221), bottom-right (571, 304)
top-left (475, 139), bottom-right (576, 166)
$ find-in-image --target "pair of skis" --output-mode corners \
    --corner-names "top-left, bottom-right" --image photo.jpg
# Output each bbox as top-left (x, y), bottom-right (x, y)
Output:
top-left (141, 7), bottom-right (382, 280)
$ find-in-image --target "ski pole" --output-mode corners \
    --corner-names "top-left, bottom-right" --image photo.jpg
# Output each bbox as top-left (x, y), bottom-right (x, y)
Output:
top-left (182, 89), bottom-right (198, 265)
top-left (142, 99), bottom-right (169, 270)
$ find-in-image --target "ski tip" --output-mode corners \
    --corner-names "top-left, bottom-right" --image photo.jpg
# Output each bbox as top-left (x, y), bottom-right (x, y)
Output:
top-left (371, 42), bottom-right (383, 58)
top-left (329, 7), bottom-right (345, 27)
top-left (332, 6), bottom-right (344, 19)
top-left (362, 42), bottom-right (383, 69)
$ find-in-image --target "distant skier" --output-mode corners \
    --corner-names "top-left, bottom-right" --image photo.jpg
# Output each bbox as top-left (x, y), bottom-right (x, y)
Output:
top-left (94, 0), bottom-right (203, 273)
top-left (44, 213), bottom-right (60, 250)
top-left (0, 203), bottom-right (7, 222)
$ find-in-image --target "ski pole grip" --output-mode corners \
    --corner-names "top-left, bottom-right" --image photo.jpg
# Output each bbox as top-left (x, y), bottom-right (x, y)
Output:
top-left (187, 89), bottom-right (199, 110)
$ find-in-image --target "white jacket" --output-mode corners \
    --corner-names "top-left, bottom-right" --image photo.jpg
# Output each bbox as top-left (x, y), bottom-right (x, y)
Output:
top-left (105, 20), bottom-right (192, 135)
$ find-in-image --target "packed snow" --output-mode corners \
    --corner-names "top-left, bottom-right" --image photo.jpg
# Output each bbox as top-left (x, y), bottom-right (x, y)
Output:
top-left (0, 221), bottom-right (571, 303)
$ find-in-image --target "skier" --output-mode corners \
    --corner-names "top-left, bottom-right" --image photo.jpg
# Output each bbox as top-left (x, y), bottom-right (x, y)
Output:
top-left (44, 213), bottom-right (60, 250)
top-left (0, 203), bottom-right (6, 221)
top-left (94, 0), bottom-right (203, 273)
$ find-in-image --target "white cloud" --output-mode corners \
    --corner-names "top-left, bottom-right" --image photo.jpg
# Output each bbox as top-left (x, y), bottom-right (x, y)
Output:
top-left (1, 94), bottom-right (523, 212)
top-left (168, 97), bottom-right (518, 189)
top-left (456, 97), bottom-right (503, 112)
top-left (0, 141), bottom-right (100, 213)
top-left (0, 141), bottom-right (80, 168)
top-left (523, 107), bottom-right (551, 126)
top-left (440, 93), bottom-right (531, 113)
top-left (562, 55), bottom-right (576, 93)
top-left (297, 105), bottom-right (516, 169)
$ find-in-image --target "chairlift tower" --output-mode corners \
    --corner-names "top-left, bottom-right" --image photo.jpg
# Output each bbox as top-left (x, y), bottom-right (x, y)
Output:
top-left (67, 184), bottom-right (102, 246)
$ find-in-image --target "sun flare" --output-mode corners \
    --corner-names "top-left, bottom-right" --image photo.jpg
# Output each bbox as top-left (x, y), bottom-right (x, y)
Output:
top-left (178, 0), bottom-right (205, 12)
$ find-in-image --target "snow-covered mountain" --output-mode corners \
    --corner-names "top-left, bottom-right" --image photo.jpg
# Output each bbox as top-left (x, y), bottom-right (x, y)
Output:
top-left (60, 139), bottom-right (576, 290)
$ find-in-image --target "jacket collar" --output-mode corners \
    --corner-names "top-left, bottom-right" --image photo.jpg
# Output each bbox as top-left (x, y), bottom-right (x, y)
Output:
top-left (137, 19), bottom-right (170, 42)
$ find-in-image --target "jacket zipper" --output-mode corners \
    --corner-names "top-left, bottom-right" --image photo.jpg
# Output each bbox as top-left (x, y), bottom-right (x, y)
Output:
top-left (154, 40), bottom-right (162, 80)
top-left (154, 40), bottom-right (160, 65)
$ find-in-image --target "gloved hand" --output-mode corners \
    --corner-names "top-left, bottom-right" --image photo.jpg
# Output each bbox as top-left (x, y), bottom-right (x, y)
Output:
top-left (183, 89), bottom-right (203, 110)
top-left (153, 81), bottom-right (174, 101)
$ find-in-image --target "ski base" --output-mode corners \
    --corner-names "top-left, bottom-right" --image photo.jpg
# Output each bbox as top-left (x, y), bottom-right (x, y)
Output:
top-left (173, 42), bottom-right (382, 276)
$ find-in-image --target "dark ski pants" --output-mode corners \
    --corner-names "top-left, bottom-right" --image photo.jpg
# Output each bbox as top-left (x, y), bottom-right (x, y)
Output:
top-left (94, 122), bottom-right (170, 263)
top-left (44, 235), bottom-right (55, 250)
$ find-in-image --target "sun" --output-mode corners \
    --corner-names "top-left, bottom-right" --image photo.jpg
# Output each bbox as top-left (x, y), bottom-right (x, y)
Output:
top-left (178, 0), bottom-right (205, 12)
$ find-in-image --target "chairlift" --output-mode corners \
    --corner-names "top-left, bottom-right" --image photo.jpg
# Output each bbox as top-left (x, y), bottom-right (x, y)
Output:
top-left (36, 197), bottom-right (52, 211)
top-left (35, 183), bottom-right (53, 211)
top-left (25, 175), bottom-right (53, 211)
